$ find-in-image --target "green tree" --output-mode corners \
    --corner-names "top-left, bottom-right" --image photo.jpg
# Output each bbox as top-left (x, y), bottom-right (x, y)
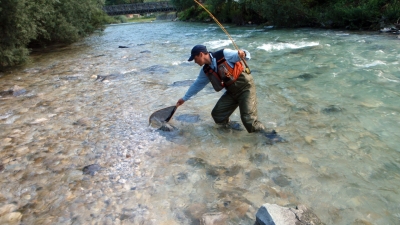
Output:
top-left (0, 0), bottom-right (38, 67)
top-left (0, 0), bottom-right (108, 68)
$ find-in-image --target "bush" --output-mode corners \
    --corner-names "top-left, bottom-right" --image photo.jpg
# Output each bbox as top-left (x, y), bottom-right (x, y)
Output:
top-left (316, 0), bottom-right (399, 29)
top-left (114, 15), bottom-right (129, 23)
top-left (381, 0), bottom-right (400, 24)
top-left (257, 0), bottom-right (312, 26)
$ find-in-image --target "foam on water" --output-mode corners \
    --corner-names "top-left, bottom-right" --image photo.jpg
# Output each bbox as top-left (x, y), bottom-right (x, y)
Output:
top-left (257, 41), bottom-right (320, 52)
top-left (204, 39), bottom-right (232, 49)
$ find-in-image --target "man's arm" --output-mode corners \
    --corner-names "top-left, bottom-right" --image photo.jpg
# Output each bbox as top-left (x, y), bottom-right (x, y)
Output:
top-left (223, 49), bottom-right (251, 67)
top-left (176, 69), bottom-right (210, 106)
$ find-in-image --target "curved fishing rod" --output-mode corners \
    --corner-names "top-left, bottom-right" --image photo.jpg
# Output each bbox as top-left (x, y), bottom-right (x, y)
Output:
top-left (193, 0), bottom-right (251, 74)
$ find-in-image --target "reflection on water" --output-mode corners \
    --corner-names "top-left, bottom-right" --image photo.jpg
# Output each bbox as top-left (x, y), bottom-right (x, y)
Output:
top-left (0, 22), bottom-right (400, 224)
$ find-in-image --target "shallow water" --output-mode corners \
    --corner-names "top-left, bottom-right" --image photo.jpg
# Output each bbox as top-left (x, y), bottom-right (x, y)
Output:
top-left (0, 21), bottom-right (399, 224)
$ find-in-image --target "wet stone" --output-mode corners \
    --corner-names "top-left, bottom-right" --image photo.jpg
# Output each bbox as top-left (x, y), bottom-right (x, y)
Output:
top-left (174, 172), bottom-right (188, 184)
top-left (224, 165), bottom-right (243, 177)
top-left (170, 80), bottom-right (195, 87)
top-left (186, 203), bottom-right (207, 220)
top-left (73, 118), bottom-right (91, 127)
top-left (82, 164), bottom-right (102, 176)
top-left (186, 157), bottom-right (207, 168)
top-left (322, 105), bottom-right (343, 114)
top-left (175, 114), bottom-right (200, 123)
top-left (141, 65), bottom-right (169, 74)
top-left (249, 153), bottom-right (268, 165)
top-left (201, 212), bottom-right (228, 225)
top-left (0, 212), bottom-right (22, 224)
top-left (0, 85), bottom-right (27, 97)
top-left (206, 166), bottom-right (223, 179)
top-left (95, 73), bottom-right (125, 82)
top-left (12, 85), bottom-right (27, 96)
top-left (272, 174), bottom-right (291, 187)
top-left (291, 73), bottom-right (316, 81)
top-left (1, 90), bottom-right (16, 97)
top-left (246, 169), bottom-right (264, 180)
top-left (59, 75), bottom-right (83, 81)
top-left (294, 205), bottom-right (325, 225)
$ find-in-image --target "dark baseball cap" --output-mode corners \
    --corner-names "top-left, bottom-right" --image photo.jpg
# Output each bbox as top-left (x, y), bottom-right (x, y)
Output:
top-left (188, 45), bottom-right (208, 61)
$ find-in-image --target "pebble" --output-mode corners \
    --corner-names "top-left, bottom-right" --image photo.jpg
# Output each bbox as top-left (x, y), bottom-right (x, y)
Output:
top-left (0, 212), bottom-right (22, 224)
top-left (118, 179), bottom-right (126, 184)
top-left (0, 204), bottom-right (18, 216)
top-left (29, 118), bottom-right (48, 124)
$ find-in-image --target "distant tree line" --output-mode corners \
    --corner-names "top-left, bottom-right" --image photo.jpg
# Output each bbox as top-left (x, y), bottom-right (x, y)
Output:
top-left (173, 0), bottom-right (400, 29)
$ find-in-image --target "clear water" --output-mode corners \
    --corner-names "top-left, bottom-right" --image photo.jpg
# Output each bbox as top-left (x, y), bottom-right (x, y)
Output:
top-left (0, 21), bottom-right (399, 224)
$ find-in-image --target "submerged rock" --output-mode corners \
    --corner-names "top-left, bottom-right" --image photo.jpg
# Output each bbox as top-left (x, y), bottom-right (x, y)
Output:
top-left (0, 85), bottom-right (26, 97)
top-left (272, 174), bottom-right (291, 187)
top-left (141, 65), bottom-right (169, 74)
top-left (186, 157), bottom-right (208, 168)
top-left (82, 164), bottom-right (102, 176)
top-left (201, 212), bottom-right (228, 225)
top-left (95, 73), bottom-right (125, 82)
top-left (170, 80), bottom-right (195, 87)
top-left (249, 153), bottom-right (268, 165)
top-left (290, 73), bottom-right (316, 81)
top-left (175, 114), bottom-right (200, 123)
top-left (322, 105), bottom-right (343, 114)
top-left (73, 118), bottom-right (91, 127)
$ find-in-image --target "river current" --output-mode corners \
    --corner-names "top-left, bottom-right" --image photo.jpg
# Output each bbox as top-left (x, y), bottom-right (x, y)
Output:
top-left (0, 21), bottom-right (399, 224)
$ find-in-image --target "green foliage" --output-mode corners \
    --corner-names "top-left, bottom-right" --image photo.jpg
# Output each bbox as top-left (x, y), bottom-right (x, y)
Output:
top-left (0, 0), bottom-right (109, 68)
top-left (171, 0), bottom-right (195, 11)
top-left (317, 0), bottom-right (394, 29)
top-left (0, 0), bottom-right (38, 67)
top-left (114, 15), bottom-right (129, 23)
top-left (174, 0), bottom-right (399, 29)
top-left (245, 0), bottom-right (313, 27)
top-left (177, 5), bottom-right (209, 21)
top-left (381, 0), bottom-right (400, 23)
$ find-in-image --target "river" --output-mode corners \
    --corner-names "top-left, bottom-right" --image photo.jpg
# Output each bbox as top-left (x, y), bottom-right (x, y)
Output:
top-left (0, 21), bottom-right (399, 225)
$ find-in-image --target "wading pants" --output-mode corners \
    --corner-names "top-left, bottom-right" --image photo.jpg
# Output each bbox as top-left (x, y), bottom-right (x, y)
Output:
top-left (211, 72), bottom-right (265, 133)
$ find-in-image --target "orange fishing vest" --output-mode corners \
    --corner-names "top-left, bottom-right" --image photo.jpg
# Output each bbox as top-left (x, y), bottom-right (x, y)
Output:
top-left (203, 49), bottom-right (244, 92)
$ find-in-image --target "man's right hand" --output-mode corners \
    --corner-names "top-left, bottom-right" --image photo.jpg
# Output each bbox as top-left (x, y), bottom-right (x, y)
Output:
top-left (176, 98), bottom-right (185, 107)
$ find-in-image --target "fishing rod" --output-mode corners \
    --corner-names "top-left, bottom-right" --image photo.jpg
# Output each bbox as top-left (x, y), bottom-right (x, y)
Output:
top-left (193, 0), bottom-right (251, 74)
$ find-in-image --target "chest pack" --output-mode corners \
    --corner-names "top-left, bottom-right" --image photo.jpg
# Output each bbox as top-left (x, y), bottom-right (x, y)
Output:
top-left (203, 49), bottom-right (244, 92)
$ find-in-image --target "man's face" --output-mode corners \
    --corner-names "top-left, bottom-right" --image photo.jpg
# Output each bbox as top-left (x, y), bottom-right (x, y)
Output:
top-left (193, 52), bottom-right (207, 66)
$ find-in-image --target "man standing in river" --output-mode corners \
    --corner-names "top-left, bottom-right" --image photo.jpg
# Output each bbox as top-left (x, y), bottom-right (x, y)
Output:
top-left (176, 45), bottom-right (284, 143)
